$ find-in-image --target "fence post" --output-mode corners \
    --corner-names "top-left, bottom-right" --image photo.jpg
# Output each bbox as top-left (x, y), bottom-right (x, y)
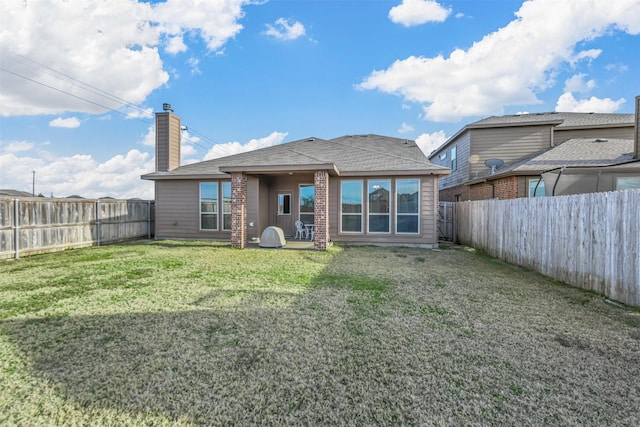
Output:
top-left (147, 200), bottom-right (151, 239)
top-left (96, 200), bottom-right (101, 246)
top-left (13, 198), bottom-right (19, 259)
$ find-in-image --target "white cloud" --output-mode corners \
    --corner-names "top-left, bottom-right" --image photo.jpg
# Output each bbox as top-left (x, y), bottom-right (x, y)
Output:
top-left (555, 92), bottom-right (625, 113)
top-left (389, 0), bottom-right (451, 26)
top-left (0, 0), bottom-right (257, 117)
top-left (204, 131), bottom-right (288, 160)
top-left (140, 125), bottom-right (156, 147)
top-left (264, 18), bottom-right (307, 41)
top-left (2, 141), bottom-right (35, 153)
top-left (563, 74), bottom-right (596, 93)
top-left (0, 149), bottom-right (155, 199)
top-left (187, 57), bottom-right (202, 75)
top-left (415, 130), bottom-right (448, 156)
top-left (360, 0), bottom-right (640, 122)
top-left (49, 117), bottom-right (81, 128)
top-left (398, 122), bottom-right (415, 134)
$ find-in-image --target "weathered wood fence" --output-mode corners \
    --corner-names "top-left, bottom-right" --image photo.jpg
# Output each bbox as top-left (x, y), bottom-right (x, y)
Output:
top-left (0, 197), bottom-right (154, 259)
top-left (438, 202), bottom-right (456, 242)
top-left (456, 189), bottom-right (639, 307)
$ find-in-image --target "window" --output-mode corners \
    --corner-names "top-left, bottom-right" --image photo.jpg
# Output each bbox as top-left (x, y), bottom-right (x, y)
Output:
top-left (222, 182), bottom-right (232, 230)
top-left (528, 178), bottom-right (546, 197)
top-left (368, 179), bottom-right (390, 233)
top-left (299, 184), bottom-right (315, 225)
top-left (396, 179), bottom-right (420, 234)
top-left (200, 182), bottom-right (218, 230)
top-left (278, 193), bottom-right (291, 215)
top-left (439, 152), bottom-right (447, 160)
top-left (341, 180), bottom-right (363, 233)
top-left (450, 146), bottom-right (457, 171)
top-left (616, 176), bottom-right (640, 190)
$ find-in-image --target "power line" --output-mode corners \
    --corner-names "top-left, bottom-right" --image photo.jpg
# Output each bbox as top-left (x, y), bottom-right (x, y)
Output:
top-left (0, 49), bottom-right (221, 152)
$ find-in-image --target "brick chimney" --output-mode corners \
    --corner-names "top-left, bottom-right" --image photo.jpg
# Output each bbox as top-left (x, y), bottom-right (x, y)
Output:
top-left (635, 95), bottom-right (639, 159)
top-left (155, 104), bottom-right (181, 172)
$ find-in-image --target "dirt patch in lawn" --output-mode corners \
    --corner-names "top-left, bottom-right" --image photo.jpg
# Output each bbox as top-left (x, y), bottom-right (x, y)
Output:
top-left (1, 242), bottom-right (638, 426)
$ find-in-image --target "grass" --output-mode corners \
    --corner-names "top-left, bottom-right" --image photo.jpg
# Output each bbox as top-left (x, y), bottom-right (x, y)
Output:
top-left (1, 241), bottom-right (639, 426)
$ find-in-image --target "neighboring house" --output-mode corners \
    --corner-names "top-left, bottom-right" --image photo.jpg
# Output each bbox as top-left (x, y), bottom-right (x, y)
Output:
top-left (142, 111), bottom-right (450, 250)
top-left (429, 110), bottom-right (637, 201)
top-left (468, 138), bottom-right (640, 197)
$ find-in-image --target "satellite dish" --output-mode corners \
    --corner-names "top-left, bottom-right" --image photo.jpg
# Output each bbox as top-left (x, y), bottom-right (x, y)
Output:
top-left (484, 158), bottom-right (504, 175)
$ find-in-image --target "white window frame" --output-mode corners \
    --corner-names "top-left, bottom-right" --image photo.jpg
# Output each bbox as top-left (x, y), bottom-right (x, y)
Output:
top-left (527, 178), bottom-right (546, 197)
top-left (340, 179), bottom-right (363, 233)
top-left (395, 178), bottom-right (420, 235)
top-left (450, 146), bottom-right (457, 171)
top-left (199, 182), bottom-right (218, 231)
top-left (367, 179), bottom-right (391, 234)
top-left (299, 184), bottom-right (315, 225)
top-left (222, 181), bottom-right (232, 231)
top-left (616, 176), bottom-right (640, 190)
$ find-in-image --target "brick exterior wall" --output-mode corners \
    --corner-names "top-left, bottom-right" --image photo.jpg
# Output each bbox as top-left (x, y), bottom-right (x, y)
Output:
top-left (439, 184), bottom-right (471, 202)
top-left (230, 172), bottom-right (247, 248)
top-left (442, 175), bottom-right (519, 202)
top-left (469, 182), bottom-right (494, 200)
top-left (493, 176), bottom-right (518, 199)
top-left (313, 170), bottom-right (329, 250)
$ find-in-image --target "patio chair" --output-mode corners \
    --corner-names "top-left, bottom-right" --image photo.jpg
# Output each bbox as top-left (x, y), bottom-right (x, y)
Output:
top-left (294, 220), bottom-right (307, 240)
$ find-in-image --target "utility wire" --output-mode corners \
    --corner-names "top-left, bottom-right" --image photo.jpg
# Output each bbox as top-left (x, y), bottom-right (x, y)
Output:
top-left (0, 49), bottom-right (220, 152)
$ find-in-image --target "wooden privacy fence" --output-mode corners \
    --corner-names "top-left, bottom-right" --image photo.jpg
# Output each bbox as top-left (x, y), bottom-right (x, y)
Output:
top-left (0, 197), bottom-right (154, 259)
top-left (456, 189), bottom-right (640, 307)
top-left (438, 201), bottom-right (456, 242)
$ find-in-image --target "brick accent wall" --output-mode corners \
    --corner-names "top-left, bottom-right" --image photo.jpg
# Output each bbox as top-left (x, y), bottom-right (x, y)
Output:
top-left (440, 184), bottom-right (471, 202)
top-left (230, 172), bottom-right (247, 248)
top-left (493, 176), bottom-right (518, 199)
top-left (469, 182), bottom-right (494, 200)
top-left (313, 170), bottom-right (329, 250)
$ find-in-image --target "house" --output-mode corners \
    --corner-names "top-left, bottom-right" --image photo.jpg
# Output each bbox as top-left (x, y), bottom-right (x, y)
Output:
top-left (429, 108), bottom-right (637, 201)
top-left (469, 137), bottom-right (640, 196)
top-left (141, 110), bottom-right (450, 250)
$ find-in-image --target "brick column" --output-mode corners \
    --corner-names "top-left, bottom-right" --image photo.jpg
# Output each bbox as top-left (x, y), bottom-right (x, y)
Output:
top-left (230, 172), bottom-right (247, 248)
top-left (314, 170), bottom-right (329, 250)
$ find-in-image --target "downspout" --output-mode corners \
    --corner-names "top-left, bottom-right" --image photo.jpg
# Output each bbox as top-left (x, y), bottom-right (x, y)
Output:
top-left (552, 166), bottom-right (565, 196)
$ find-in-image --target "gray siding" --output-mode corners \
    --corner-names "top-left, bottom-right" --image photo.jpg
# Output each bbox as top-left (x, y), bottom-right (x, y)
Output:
top-left (155, 180), bottom-right (230, 240)
top-left (433, 132), bottom-right (471, 190)
top-left (155, 174), bottom-right (439, 246)
top-left (554, 127), bottom-right (634, 144)
top-left (470, 125), bottom-right (552, 177)
top-left (329, 176), bottom-right (438, 246)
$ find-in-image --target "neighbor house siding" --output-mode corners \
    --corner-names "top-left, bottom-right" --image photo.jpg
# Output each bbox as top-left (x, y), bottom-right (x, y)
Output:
top-left (433, 132), bottom-right (471, 190)
top-left (469, 125), bottom-right (552, 177)
top-left (554, 127), bottom-right (634, 144)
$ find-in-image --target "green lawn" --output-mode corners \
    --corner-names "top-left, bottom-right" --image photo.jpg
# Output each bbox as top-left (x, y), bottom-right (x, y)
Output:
top-left (1, 241), bottom-right (639, 426)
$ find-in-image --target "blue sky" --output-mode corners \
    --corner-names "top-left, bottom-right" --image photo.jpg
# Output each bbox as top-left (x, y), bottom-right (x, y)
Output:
top-left (1, 0), bottom-right (639, 199)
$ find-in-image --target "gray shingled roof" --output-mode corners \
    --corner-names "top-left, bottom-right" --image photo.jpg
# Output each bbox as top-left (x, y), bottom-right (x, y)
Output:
top-left (469, 112), bottom-right (634, 129)
top-left (142, 134), bottom-right (449, 180)
top-left (473, 138), bottom-right (638, 182)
